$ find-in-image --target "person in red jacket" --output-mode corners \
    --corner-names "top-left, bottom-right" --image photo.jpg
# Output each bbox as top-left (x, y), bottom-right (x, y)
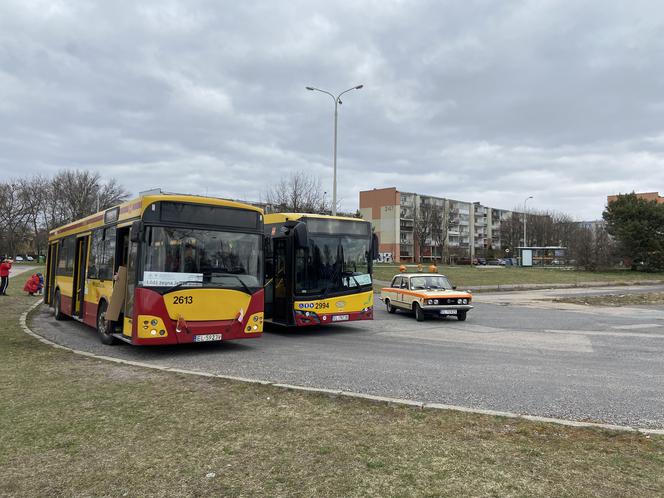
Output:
top-left (24, 273), bottom-right (41, 296)
top-left (0, 256), bottom-right (12, 296)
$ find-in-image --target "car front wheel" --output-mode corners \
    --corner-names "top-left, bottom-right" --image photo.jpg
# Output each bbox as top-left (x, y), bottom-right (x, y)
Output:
top-left (385, 299), bottom-right (396, 314)
top-left (457, 310), bottom-right (467, 321)
top-left (414, 303), bottom-right (425, 322)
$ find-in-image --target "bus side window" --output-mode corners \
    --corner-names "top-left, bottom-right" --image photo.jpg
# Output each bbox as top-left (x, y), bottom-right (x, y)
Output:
top-left (88, 229), bottom-right (103, 279)
top-left (98, 227), bottom-right (116, 280)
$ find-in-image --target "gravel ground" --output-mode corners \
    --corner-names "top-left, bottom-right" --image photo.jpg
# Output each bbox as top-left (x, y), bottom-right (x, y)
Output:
top-left (29, 287), bottom-right (664, 429)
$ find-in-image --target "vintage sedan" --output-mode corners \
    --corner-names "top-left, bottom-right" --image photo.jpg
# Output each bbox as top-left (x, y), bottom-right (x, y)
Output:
top-left (380, 273), bottom-right (473, 322)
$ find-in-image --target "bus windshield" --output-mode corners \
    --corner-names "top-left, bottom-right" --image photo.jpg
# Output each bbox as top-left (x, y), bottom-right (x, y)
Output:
top-left (295, 234), bottom-right (372, 296)
top-left (142, 226), bottom-right (262, 292)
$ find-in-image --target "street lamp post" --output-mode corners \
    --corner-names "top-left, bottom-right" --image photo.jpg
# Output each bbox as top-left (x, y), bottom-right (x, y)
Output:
top-left (305, 84), bottom-right (364, 215)
top-left (523, 195), bottom-right (534, 247)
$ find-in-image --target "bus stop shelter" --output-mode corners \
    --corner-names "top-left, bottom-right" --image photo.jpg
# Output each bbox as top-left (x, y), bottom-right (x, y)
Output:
top-left (517, 246), bottom-right (567, 267)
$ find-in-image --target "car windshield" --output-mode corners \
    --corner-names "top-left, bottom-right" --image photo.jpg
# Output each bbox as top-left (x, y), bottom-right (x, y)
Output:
top-left (295, 234), bottom-right (372, 295)
top-left (409, 275), bottom-right (452, 290)
top-left (142, 226), bottom-right (262, 293)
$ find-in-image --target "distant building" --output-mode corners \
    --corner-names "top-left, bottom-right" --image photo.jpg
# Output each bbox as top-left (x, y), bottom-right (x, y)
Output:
top-left (359, 187), bottom-right (522, 263)
top-left (607, 192), bottom-right (664, 204)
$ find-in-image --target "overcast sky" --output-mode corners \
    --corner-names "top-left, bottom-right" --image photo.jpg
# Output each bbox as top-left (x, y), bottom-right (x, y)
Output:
top-left (1, 0), bottom-right (663, 220)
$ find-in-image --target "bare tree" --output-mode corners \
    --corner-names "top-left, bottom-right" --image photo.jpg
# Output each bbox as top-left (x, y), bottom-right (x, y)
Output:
top-left (18, 175), bottom-right (50, 256)
top-left (413, 199), bottom-right (439, 263)
top-left (0, 181), bottom-right (30, 257)
top-left (48, 170), bottom-right (129, 224)
top-left (569, 223), bottom-right (615, 270)
top-left (263, 171), bottom-right (330, 214)
top-left (429, 203), bottom-right (452, 263)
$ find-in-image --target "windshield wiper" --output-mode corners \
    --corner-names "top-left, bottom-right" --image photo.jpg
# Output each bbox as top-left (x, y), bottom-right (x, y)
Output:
top-left (342, 271), bottom-right (362, 288)
top-left (205, 272), bottom-right (253, 295)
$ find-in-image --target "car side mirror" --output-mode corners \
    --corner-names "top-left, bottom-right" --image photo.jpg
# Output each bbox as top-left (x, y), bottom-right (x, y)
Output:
top-left (452, 286), bottom-right (457, 290)
top-left (371, 233), bottom-right (380, 260)
top-left (130, 221), bottom-right (144, 243)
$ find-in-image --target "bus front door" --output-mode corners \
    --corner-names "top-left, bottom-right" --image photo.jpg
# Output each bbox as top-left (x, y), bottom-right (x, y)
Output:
top-left (272, 237), bottom-right (293, 325)
top-left (72, 236), bottom-right (89, 319)
top-left (45, 242), bottom-right (58, 306)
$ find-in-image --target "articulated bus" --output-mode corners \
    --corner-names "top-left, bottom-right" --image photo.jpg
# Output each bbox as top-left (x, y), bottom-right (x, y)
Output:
top-left (264, 213), bottom-right (379, 327)
top-left (45, 194), bottom-right (265, 345)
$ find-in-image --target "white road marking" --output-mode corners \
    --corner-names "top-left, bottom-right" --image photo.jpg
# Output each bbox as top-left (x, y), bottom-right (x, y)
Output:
top-left (612, 323), bottom-right (663, 330)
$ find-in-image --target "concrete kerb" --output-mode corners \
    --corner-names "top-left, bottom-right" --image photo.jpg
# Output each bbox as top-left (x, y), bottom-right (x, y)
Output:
top-left (19, 301), bottom-right (664, 437)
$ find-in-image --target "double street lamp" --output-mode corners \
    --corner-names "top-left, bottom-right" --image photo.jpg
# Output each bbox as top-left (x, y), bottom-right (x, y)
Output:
top-left (305, 84), bottom-right (364, 215)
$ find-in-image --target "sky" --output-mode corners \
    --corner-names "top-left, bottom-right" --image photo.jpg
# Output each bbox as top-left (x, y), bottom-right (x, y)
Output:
top-left (1, 0), bottom-right (663, 220)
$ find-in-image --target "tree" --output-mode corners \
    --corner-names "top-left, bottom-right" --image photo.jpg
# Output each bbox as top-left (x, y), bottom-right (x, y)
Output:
top-left (263, 171), bottom-right (330, 214)
top-left (0, 181), bottom-right (30, 257)
top-left (569, 223), bottom-right (615, 271)
top-left (48, 170), bottom-right (129, 224)
top-left (413, 199), bottom-right (441, 263)
top-left (430, 203), bottom-right (452, 263)
top-left (603, 193), bottom-right (664, 271)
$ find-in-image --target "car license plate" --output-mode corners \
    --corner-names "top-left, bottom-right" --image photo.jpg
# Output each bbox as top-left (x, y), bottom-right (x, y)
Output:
top-left (439, 310), bottom-right (457, 315)
top-left (332, 314), bottom-right (349, 322)
top-left (194, 334), bottom-right (222, 342)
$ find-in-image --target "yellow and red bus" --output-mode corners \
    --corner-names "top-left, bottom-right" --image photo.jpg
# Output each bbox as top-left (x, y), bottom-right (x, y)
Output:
top-left (45, 194), bottom-right (265, 345)
top-left (264, 213), bottom-right (378, 327)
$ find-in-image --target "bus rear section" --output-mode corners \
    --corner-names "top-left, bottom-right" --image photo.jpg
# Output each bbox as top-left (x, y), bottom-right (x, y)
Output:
top-left (46, 195), bottom-right (265, 345)
top-left (264, 214), bottom-right (378, 327)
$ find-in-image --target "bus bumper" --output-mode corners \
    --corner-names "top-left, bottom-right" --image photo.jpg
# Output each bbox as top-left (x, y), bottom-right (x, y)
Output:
top-left (293, 306), bottom-right (373, 327)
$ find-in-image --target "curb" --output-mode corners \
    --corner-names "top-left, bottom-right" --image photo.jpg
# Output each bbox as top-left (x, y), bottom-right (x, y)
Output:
top-left (20, 301), bottom-right (664, 437)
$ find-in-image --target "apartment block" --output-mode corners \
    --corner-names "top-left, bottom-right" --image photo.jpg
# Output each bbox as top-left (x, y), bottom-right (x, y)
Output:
top-left (607, 192), bottom-right (664, 204)
top-left (359, 187), bottom-right (518, 263)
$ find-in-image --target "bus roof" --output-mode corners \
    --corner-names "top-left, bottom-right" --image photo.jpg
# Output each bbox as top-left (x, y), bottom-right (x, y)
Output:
top-left (49, 194), bottom-right (263, 240)
top-left (264, 212), bottom-right (365, 224)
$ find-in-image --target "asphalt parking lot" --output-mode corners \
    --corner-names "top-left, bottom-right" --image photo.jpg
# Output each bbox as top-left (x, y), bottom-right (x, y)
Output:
top-left (29, 287), bottom-right (664, 429)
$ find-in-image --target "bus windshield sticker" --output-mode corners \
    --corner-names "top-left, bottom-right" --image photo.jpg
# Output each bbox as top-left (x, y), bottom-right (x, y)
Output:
top-left (143, 271), bottom-right (204, 287)
top-left (343, 274), bottom-right (372, 287)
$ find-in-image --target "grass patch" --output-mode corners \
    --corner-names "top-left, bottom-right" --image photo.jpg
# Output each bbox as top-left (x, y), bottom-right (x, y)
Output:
top-left (1, 278), bottom-right (664, 496)
top-left (555, 292), bottom-right (664, 307)
top-left (373, 264), bottom-right (664, 288)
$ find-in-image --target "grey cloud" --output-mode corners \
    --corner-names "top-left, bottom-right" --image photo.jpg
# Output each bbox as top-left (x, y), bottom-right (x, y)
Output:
top-left (1, 0), bottom-right (663, 220)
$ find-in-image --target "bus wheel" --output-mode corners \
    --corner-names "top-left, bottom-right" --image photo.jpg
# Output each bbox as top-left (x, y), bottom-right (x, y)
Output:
top-left (414, 303), bottom-right (425, 322)
top-left (96, 301), bottom-right (117, 345)
top-left (54, 290), bottom-right (66, 321)
top-left (385, 299), bottom-right (396, 314)
top-left (457, 310), bottom-right (467, 322)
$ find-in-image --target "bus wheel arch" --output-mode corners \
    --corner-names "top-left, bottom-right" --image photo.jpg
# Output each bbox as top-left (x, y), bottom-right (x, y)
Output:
top-left (96, 299), bottom-right (117, 345)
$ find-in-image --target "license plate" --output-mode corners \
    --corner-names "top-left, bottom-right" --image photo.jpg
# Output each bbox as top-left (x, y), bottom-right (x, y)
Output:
top-left (332, 314), bottom-right (349, 322)
top-left (194, 334), bottom-right (222, 342)
top-left (439, 310), bottom-right (457, 315)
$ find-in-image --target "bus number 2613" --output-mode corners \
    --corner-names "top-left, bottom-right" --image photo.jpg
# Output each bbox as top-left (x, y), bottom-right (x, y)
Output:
top-left (173, 295), bottom-right (193, 305)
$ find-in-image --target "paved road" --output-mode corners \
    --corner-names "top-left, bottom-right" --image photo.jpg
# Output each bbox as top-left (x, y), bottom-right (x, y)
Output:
top-left (29, 287), bottom-right (664, 429)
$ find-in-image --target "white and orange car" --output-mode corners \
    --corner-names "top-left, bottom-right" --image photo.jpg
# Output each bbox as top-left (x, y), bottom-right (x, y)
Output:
top-left (380, 273), bottom-right (473, 322)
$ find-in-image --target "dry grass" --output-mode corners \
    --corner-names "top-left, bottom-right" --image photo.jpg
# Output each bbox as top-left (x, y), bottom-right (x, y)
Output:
top-left (1, 277), bottom-right (664, 496)
top-left (373, 264), bottom-right (664, 288)
top-left (555, 292), bottom-right (664, 307)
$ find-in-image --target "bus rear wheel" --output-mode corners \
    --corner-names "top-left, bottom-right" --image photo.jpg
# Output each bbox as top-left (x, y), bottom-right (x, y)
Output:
top-left (54, 290), bottom-right (66, 321)
top-left (96, 301), bottom-right (117, 345)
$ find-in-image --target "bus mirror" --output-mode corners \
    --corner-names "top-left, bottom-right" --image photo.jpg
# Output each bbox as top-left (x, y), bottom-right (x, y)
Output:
top-left (130, 221), bottom-right (144, 243)
top-left (372, 233), bottom-right (380, 260)
top-left (293, 223), bottom-right (308, 249)
top-left (284, 221), bottom-right (308, 249)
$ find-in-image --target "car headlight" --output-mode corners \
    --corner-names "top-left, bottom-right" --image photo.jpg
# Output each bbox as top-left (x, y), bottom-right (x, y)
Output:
top-left (427, 299), bottom-right (433, 305)
top-left (433, 299), bottom-right (439, 304)
top-left (462, 298), bottom-right (468, 304)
